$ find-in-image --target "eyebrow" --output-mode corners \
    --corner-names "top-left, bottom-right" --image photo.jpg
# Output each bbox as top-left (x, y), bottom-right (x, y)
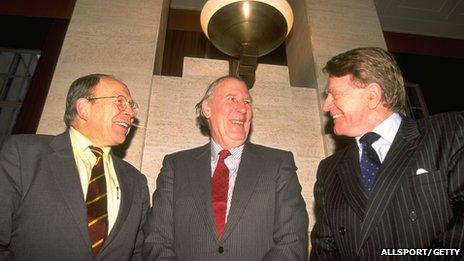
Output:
top-left (225, 92), bottom-right (250, 98)
top-left (114, 93), bottom-right (134, 100)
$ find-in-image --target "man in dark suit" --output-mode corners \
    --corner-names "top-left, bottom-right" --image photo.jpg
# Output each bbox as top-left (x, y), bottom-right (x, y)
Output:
top-left (143, 76), bottom-right (309, 260)
top-left (310, 47), bottom-right (464, 260)
top-left (0, 74), bottom-right (149, 260)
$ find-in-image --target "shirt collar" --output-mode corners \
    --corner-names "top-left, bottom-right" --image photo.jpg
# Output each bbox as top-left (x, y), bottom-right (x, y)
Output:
top-left (69, 127), bottom-right (111, 155)
top-left (373, 112), bottom-right (402, 144)
top-left (210, 139), bottom-right (244, 163)
top-left (356, 112), bottom-right (402, 146)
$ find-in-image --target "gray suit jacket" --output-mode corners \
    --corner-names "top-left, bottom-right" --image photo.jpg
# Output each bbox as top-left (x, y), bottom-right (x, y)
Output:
top-left (143, 142), bottom-right (308, 260)
top-left (0, 132), bottom-right (150, 261)
top-left (311, 112), bottom-right (464, 260)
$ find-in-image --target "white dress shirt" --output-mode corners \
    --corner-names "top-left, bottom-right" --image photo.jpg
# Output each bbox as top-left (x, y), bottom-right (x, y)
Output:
top-left (356, 113), bottom-right (402, 163)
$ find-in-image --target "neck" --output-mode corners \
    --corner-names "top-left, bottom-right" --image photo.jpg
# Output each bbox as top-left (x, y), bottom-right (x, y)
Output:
top-left (71, 123), bottom-right (101, 147)
top-left (364, 109), bottom-right (394, 134)
top-left (211, 138), bottom-right (244, 150)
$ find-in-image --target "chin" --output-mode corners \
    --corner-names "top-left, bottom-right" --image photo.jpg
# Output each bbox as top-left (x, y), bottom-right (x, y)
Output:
top-left (333, 128), bottom-right (344, 136)
top-left (118, 138), bottom-right (127, 145)
top-left (229, 131), bottom-right (246, 139)
top-left (111, 135), bottom-right (127, 146)
top-left (230, 138), bottom-right (247, 147)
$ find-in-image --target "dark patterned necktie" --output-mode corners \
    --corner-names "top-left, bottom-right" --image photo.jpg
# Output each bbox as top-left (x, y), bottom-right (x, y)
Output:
top-left (211, 149), bottom-right (231, 239)
top-left (86, 146), bottom-right (108, 257)
top-left (360, 132), bottom-right (381, 193)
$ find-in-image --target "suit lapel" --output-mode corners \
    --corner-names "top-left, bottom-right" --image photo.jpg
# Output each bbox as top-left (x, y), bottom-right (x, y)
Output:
top-left (222, 143), bottom-right (264, 241)
top-left (338, 144), bottom-right (368, 219)
top-left (48, 132), bottom-right (92, 251)
top-left (357, 117), bottom-right (421, 253)
top-left (188, 144), bottom-right (218, 240)
top-left (100, 156), bottom-right (134, 252)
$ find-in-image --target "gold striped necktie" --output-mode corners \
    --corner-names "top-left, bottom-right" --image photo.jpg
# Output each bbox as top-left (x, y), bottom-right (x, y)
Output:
top-left (86, 146), bottom-right (108, 257)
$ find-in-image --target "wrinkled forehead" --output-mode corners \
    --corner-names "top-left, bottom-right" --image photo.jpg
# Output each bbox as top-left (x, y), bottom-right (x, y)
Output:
top-left (214, 78), bottom-right (251, 98)
top-left (94, 77), bottom-right (131, 97)
top-left (325, 74), bottom-right (357, 92)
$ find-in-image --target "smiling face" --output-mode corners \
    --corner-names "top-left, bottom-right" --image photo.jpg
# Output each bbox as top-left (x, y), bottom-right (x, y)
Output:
top-left (75, 77), bottom-right (136, 147)
top-left (322, 74), bottom-right (372, 137)
top-left (202, 78), bottom-right (253, 149)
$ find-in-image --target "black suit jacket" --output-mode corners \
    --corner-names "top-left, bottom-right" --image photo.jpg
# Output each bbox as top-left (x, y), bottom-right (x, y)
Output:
top-left (143, 142), bottom-right (309, 260)
top-left (311, 112), bottom-right (464, 260)
top-left (0, 132), bottom-right (149, 261)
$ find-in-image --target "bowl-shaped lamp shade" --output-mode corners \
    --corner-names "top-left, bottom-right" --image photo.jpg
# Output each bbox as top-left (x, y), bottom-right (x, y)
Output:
top-left (200, 0), bottom-right (294, 57)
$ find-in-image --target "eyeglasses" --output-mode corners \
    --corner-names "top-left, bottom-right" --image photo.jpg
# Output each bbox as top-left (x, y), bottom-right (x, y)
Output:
top-left (86, 95), bottom-right (139, 115)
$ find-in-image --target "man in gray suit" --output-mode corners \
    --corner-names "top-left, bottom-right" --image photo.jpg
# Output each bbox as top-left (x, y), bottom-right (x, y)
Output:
top-left (0, 74), bottom-right (149, 260)
top-left (311, 47), bottom-right (464, 259)
top-left (143, 76), bottom-right (309, 260)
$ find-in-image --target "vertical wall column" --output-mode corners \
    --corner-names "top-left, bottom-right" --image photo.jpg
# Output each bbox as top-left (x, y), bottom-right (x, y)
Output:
top-left (37, 0), bottom-right (168, 167)
top-left (308, 0), bottom-right (387, 154)
top-left (287, 0), bottom-right (386, 155)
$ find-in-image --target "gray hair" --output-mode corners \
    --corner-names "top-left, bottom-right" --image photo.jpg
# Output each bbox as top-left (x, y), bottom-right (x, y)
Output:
top-left (63, 73), bottom-right (117, 127)
top-left (195, 75), bottom-right (246, 136)
top-left (323, 47), bottom-right (406, 115)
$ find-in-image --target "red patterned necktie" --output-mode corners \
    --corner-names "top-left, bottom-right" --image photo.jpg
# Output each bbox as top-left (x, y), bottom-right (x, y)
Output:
top-left (211, 149), bottom-right (231, 239)
top-left (86, 146), bottom-right (108, 257)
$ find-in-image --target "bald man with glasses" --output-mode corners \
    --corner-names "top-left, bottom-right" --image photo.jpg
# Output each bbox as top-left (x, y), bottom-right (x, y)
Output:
top-left (0, 74), bottom-right (149, 261)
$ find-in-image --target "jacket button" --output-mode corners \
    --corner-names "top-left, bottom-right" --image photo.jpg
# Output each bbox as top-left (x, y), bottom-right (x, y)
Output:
top-left (409, 210), bottom-right (417, 222)
top-left (338, 226), bottom-right (346, 235)
top-left (218, 246), bottom-right (224, 253)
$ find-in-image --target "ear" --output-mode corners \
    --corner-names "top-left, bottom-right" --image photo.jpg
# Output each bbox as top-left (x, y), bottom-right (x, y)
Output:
top-left (75, 98), bottom-right (91, 121)
top-left (201, 100), bottom-right (212, 118)
top-left (366, 83), bottom-right (382, 109)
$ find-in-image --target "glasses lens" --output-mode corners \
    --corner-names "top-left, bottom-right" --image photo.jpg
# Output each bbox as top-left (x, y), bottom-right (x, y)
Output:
top-left (130, 102), bottom-right (139, 112)
top-left (115, 96), bottom-right (127, 111)
top-left (116, 95), bottom-right (138, 115)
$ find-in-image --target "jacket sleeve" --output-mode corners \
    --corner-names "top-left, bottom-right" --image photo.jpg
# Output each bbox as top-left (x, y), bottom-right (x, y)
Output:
top-left (263, 151), bottom-right (309, 261)
top-left (0, 137), bottom-right (21, 260)
top-left (142, 155), bottom-right (177, 260)
top-left (433, 112), bottom-right (464, 250)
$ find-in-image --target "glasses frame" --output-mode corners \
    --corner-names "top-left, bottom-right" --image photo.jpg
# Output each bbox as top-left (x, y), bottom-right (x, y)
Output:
top-left (86, 95), bottom-right (139, 115)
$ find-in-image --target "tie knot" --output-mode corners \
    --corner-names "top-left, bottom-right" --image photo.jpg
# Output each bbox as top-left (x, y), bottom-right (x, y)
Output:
top-left (360, 132), bottom-right (381, 146)
top-left (218, 149), bottom-right (231, 160)
top-left (89, 146), bottom-right (103, 158)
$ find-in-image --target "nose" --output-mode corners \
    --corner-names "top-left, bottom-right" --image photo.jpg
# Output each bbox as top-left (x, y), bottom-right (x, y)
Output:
top-left (322, 95), bottom-right (333, 112)
top-left (124, 105), bottom-right (137, 118)
top-left (235, 100), bottom-right (248, 113)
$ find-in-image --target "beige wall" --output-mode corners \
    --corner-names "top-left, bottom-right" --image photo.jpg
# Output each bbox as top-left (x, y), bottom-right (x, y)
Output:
top-left (37, 0), bottom-right (166, 167)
